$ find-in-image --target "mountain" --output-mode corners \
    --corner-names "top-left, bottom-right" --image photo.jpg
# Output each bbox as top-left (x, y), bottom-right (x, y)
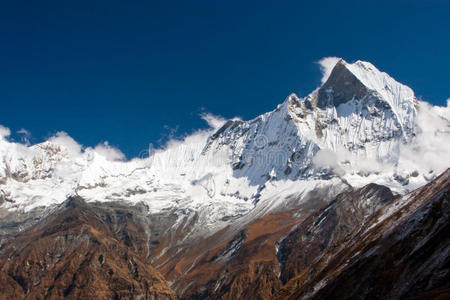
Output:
top-left (0, 197), bottom-right (176, 299)
top-left (0, 58), bottom-right (449, 299)
top-left (277, 168), bottom-right (450, 300)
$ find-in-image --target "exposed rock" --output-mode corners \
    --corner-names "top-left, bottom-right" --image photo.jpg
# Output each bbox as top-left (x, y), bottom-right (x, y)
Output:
top-left (0, 170), bottom-right (448, 299)
top-left (317, 59), bottom-right (368, 108)
top-left (0, 197), bottom-right (176, 300)
top-left (276, 168), bottom-right (450, 299)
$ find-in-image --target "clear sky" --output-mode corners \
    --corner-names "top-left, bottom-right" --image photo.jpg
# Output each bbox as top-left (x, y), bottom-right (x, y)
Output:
top-left (1, 0), bottom-right (449, 157)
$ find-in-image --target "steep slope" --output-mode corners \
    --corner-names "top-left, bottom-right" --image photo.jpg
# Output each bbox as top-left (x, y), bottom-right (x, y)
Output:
top-left (276, 183), bottom-right (395, 284)
top-left (167, 180), bottom-right (396, 298)
top-left (277, 168), bottom-right (450, 300)
top-left (0, 197), bottom-right (176, 300)
top-left (0, 58), bottom-right (449, 299)
top-left (1, 59), bottom-right (448, 239)
top-left (2, 169), bottom-right (447, 300)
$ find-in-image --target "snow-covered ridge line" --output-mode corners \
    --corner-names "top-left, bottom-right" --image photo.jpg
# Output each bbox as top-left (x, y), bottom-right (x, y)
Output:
top-left (0, 59), bottom-right (449, 236)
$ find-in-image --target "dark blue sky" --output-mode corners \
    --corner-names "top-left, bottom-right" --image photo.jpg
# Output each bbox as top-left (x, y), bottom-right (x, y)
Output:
top-left (1, 0), bottom-right (449, 157)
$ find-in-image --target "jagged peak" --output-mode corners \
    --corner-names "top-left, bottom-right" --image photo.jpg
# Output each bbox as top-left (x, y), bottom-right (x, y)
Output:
top-left (315, 59), bottom-right (417, 137)
top-left (320, 59), bottom-right (414, 96)
top-left (318, 59), bottom-right (416, 108)
top-left (317, 59), bottom-right (368, 109)
top-left (345, 60), bottom-right (415, 101)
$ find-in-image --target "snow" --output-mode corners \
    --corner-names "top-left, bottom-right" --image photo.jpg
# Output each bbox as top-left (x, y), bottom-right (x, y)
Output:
top-left (346, 60), bottom-right (417, 138)
top-left (318, 57), bottom-right (342, 84)
top-left (1, 58), bottom-right (449, 237)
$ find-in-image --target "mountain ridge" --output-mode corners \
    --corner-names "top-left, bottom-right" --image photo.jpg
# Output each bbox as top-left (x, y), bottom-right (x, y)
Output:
top-left (1, 59), bottom-right (448, 235)
top-left (0, 58), bottom-right (449, 299)
top-left (1, 169), bottom-right (448, 299)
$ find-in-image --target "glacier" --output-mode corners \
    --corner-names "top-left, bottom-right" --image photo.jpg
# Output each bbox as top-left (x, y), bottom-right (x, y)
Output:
top-left (1, 58), bottom-right (449, 238)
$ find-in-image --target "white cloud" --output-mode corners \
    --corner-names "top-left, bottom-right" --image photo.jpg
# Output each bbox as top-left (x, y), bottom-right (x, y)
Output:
top-left (94, 141), bottom-right (126, 161)
top-left (432, 98), bottom-right (450, 121)
top-left (157, 124), bottom-right (180, 147)
top-left (0, 125), bottom-right (11, 140)
top-left (17, 128), bottom-right (31, 145)
top-left (312, 99), bottom-right (450, 180)
top-left (313, 145), bottom-right (388, 178)
top-left (397, 100), bottom-right (450, 174)
top-left (312, 149), bottom-right (345, 176)
top-left (48, 131), bottom-right (83, 155)
top-left (317, 56), bottom-right (342, 84)
top-left (17, 128), bottom-right (30, 135)
top-left (156, 113), bottom-right (230, 152)
top-left (200, 113), bottom-right (227, 130)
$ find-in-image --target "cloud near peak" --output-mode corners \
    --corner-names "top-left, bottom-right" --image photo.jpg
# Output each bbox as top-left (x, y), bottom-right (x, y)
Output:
top-left (317, 56), bottom-right (341, 84)
top-left (93, 141), bottom-right (126, 161)
top-left (0, 125), bottom-right (11, 140)
top-left (200, 113), bottom-right (227, 130)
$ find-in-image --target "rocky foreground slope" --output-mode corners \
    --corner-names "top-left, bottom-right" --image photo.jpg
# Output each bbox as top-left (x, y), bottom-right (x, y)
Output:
top-left (0, 169), bottom-right (448, 299)
top-left (0, 58), bottom-right (449, 299)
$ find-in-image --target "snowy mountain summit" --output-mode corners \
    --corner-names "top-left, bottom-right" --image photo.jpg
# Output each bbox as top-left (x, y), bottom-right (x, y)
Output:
top-left (1, 58), bottom-right (449, 235)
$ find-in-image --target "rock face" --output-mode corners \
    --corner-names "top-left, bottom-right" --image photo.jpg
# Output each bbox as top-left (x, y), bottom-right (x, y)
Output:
top-left (0, 197), bottom-right (176, 300)
top-left (276, 183), bottom-right (395, 284)
top-left (277, 168), bottom-right (450, 300)
top-left (0, 58), bottom-right (449, 299)
top-left (0, 170), bottom-right (448, 299)
top-left (317, 59), bottom-right (369, 108)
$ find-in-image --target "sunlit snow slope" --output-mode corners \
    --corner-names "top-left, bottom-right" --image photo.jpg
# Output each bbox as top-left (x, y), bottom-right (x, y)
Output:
top-left (1, 59), bottom-right (449, 236)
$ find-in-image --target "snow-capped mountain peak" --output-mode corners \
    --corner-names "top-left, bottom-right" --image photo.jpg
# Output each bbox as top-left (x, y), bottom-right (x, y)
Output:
top-left (317, 59), bottom-right (416, 134)
top-left (1, 58), bottom-right (449, 239)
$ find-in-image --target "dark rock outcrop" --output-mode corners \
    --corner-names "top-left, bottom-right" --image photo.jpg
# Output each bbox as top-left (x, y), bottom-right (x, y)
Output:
top-left (317, 60), bottom-right (369, 108)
